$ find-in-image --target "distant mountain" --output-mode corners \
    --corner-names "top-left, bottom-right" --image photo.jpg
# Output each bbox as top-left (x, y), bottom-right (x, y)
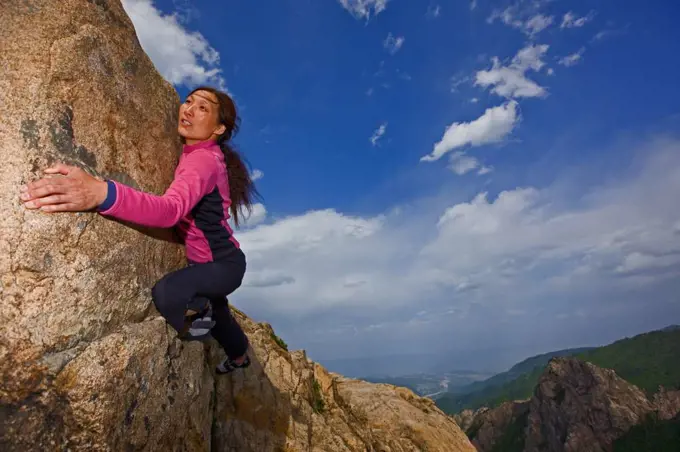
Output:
top-left (461, 357), bottom-right (680, 452)
top-left (435, 347), bottom-right (593, 413)
top-left (451, 347), bottom-right (594, 395)
top-left (436, 325), bottom-right (680, 415)
top-left (661, 324), bottom-right (680, 332)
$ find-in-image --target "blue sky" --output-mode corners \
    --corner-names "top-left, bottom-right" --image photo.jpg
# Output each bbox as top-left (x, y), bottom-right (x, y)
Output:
top-left (121, 0), bottom-right (680, 373)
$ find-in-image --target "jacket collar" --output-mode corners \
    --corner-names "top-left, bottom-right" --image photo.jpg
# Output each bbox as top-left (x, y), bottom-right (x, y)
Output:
top-left (182, 139), bottom-right (218, 154)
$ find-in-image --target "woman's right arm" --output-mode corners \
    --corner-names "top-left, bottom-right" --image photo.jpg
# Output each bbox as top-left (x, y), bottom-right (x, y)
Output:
top-left (20, 152), bottom-right (216, 234)
top-left (98, 151), bottom-right (217, 228)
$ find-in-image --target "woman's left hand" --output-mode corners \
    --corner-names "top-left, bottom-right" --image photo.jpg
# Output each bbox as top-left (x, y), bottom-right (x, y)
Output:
top-left (20, 163), bottom-right (109, 213)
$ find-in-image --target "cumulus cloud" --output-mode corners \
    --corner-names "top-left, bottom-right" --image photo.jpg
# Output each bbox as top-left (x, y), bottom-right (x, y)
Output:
top-left (559, 47), bottom-right (586, 67)
top-left (383, 33), bottom-right (405, 55)
top-left (338, 0), bottom-right (389, 21)
top-left (475, 44), bottom-right (549, 99)
top-left (561, 11), bottom-right (596, 29)
top-left (230, 203), bottom-right (267, 230)
top-left (421, 101), bottom-right (519, 162)
top-left (370, 122), bottom-right (388, 146)
top-left (233, 137), bottom-right (680, 364)
top-left (121, 0), bottom-right (225, 89)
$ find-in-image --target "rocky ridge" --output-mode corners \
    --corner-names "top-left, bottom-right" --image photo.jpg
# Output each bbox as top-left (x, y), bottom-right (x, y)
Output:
top-left (464, 357), bottom-right (680, 452)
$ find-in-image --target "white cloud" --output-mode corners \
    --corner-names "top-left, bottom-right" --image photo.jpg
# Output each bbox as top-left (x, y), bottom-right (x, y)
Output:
top-left (470, 0), bottom-right (477, 11)
top-left (231, 203), bottom-right (267, 229)
top-left (234, 137), bottom-right (680, 362)
top-left (524, 14), bottom-right (554, 36)
top-left (121, 0), bottom-right (225, 89)
top-left (448, 152), bottom-right (493, 176)
top-left (251, 169), bottom-right (264, 181)
top-left (470, 98), bottom-right (479, 104)
top-left (488, 1), bottom-right (554, 37)
top-left (561, 11), bottom-right (596, 29)
top-left (559, 47), bottom-right (585, 67)
top-left (421, 101), bottom-right (519, 162)
top-left (448, 152), bottom-right (480, 175)
top-left (338, 0), bottom-right (389, 21)
top-left (383, 33), bottom-right (405, 55)
top-left (245, 270), bottom-right (295, 288)
top-left (615, 252), bottom-right (680, 275)
top-left (477, 165), bottom-right (494, 175)
top-left (592, 28), bottom-right (626, 43)
top-left (475, 44), bottom-right (549, 99)
top-left (370, 122), bottom-right (388, 146)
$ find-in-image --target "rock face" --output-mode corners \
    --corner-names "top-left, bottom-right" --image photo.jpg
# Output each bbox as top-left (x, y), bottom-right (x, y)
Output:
top-left (453, 408), bottom-right (481, 433)
top-left (468, 401), bottom-right (530, 452)
top-left (524, 358), bottom-right (654, 452)
top-left (466, 357), bottom-right (680, 452)
top-left (0, 1), bottom-right (475, 451)
top-left (213, 312), bottom-right (475, 452)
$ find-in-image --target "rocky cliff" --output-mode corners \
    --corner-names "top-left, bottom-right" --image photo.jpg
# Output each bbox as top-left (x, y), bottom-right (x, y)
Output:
top-left (0, 1), bottom-right (474, 451)
top-left (465, 357), bottom-right (680, 452)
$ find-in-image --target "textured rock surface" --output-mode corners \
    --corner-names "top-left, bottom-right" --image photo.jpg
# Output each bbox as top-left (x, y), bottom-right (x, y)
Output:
top-left (214, 312), bottom-right (476, 452)
top-left (1, 1), bottom-right (475, 451)
top-left (1, 0), bottom-right (191, 449)
top-left (453, 408), bottom-right (480, 433)
top-left (524, 358), bottom-right (654, 452)
top-left (469, 401), bottom-right (529, 451)
top-left (466, 357), bottom-right (680, 452)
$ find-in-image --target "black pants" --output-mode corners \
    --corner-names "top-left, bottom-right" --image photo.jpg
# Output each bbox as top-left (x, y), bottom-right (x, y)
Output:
top-left (151, 250), bottom-right (249, 359)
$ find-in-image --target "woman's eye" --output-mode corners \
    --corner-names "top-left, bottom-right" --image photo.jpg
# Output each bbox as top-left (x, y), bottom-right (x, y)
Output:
top-left (200, 106), bottom-right (206, 111)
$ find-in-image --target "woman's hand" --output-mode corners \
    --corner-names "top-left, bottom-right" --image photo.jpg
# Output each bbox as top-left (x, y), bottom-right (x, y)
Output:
top-left (20, 163), bottom-right (109, 213)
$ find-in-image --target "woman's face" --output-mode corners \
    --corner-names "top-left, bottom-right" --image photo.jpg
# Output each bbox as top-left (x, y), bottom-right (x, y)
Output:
top-left (178, 90), bottom-right (226, 145)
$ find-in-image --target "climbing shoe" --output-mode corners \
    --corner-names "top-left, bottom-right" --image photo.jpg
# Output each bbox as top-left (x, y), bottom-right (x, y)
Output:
top-left (179, 303), bottom-right (215, 342)
top-left (216, 355), bottom-right (250, 375)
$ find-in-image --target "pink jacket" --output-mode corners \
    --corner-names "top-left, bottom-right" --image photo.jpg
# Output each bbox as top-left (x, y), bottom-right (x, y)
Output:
top-left (98, 140), bottom-right (240, 263)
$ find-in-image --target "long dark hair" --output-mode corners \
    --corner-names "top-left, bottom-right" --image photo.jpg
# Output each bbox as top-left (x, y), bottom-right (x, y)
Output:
top-left (186, 86), bottom-right (261, 227)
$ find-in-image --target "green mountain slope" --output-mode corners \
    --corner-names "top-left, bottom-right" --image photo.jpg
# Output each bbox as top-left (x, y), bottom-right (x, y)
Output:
top-left (436, 326), bottom-right (680, 415)
top-left (451, 347), bottom-right (593, 395)
top-left (613, 413), bottom-right (680, 452)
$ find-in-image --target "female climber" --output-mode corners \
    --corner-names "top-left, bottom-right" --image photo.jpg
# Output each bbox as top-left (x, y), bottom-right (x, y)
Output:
top-left (19, 86), bottom-right (258, 375)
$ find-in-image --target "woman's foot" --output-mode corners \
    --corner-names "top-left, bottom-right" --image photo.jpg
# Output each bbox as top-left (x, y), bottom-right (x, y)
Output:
top-left (180, 304), bottom-right (215, 341)
top-left (216, 354), bottom-right (250, 374)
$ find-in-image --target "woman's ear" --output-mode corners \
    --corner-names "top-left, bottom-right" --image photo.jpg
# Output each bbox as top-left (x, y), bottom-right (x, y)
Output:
top-left (215, 124), bottom-right (227, 136)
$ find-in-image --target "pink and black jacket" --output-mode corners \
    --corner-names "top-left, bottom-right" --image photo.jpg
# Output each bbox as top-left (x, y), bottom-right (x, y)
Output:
top-left (97, 140), bottom-right (241, 263)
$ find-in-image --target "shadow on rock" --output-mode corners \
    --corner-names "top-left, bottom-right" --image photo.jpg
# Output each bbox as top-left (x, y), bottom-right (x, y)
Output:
top-left (210, 342), bottom-right (293, 452)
